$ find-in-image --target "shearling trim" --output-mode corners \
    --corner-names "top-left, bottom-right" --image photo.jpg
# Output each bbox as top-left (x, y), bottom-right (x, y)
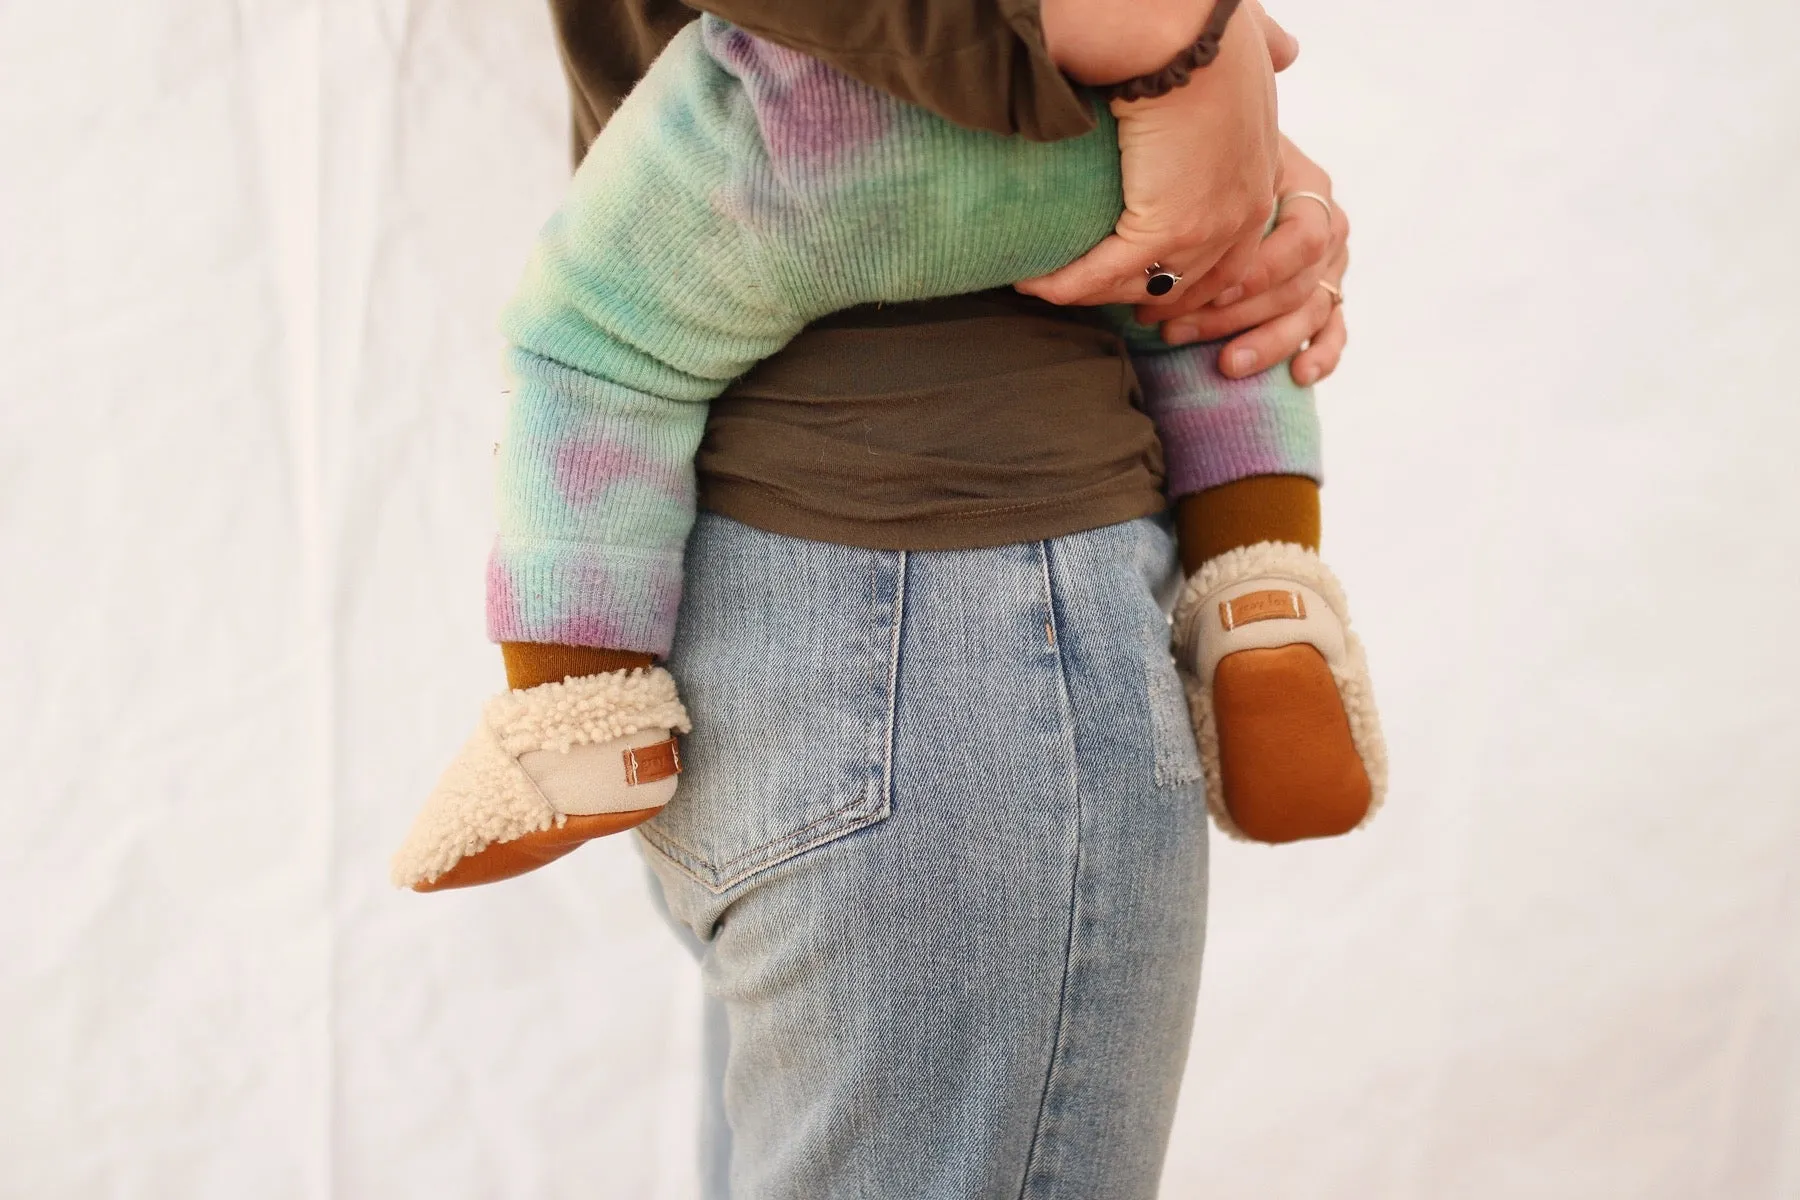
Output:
top-left (389, 667), bottom-right (692, 888)
top-left (389, 719), bottom-right (560, 888)
top-left (1172, 542), bottom-right (1389, 843)
top-left (484, 667), bottom-right (692, 755)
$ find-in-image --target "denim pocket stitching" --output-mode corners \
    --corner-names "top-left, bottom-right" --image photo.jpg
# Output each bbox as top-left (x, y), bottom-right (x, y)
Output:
top-left (636, 548), bottom-right (908, 895)
top-left (638, 780), bottom-right (891, 895)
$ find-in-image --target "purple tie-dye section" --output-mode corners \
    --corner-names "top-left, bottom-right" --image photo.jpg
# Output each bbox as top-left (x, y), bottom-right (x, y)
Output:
top-left (552, 435), bottom-right (680, 509)
top-left (1134, 342), bottom-right (1323, 496)
top-left (703, 21), bottom-right (893, 171)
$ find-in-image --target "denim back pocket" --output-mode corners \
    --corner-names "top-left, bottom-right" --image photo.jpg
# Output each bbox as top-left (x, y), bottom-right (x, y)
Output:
top-left (638, 515), bottom-right (901, 894)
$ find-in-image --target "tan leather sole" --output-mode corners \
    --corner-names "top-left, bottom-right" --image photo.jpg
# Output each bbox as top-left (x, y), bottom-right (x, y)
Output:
top-left (1213, 644), bottom-right (1371, 843)
top-left (411, 807), bottom-right (663, 892)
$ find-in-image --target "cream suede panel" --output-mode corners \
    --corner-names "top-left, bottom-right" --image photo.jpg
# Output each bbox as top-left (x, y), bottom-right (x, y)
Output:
top-left (1189, 580), bottom-right (1346, 685)
top-left (517, 729), bottom-right (680, 817)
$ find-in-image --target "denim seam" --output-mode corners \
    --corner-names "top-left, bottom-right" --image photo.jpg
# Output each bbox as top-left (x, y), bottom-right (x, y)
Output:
top-left (1019, 539), bottom-right (1083, 1200)
top-left (881, 551), bottom-right (908, 813)
top-left (638, 786), bottom-right (891, 893)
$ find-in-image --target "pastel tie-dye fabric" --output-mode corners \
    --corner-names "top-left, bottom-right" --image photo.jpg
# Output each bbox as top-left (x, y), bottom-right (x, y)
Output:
top-left (489, 17), bottom-right (1321, 656)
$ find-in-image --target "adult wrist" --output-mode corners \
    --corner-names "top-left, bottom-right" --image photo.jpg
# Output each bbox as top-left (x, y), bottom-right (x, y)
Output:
top-left (1101, 1), bottom-right (1259, 119)
top-left (1095, 0), bottom-right (1244, 104)
top-left (1040, 0), bottom-right (1214, 87)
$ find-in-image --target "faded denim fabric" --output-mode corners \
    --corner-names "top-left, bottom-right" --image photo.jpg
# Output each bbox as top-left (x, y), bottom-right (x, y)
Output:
top-left (641, 512), bottom-right (1208, 1199)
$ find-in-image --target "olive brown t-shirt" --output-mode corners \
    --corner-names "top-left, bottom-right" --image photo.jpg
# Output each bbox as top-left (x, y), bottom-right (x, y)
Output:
top-left (547, 0), bottom-right (1168, 550)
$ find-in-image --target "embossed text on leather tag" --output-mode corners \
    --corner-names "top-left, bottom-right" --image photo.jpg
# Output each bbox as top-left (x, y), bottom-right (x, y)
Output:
top-left (1219, 589), bottom-right (1306, 631)
top-left (623, 738), bottom-right (681, 786)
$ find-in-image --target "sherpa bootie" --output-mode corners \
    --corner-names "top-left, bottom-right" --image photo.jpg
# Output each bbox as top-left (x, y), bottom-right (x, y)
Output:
top-left (1172, 541), bottom-right (1387, 843)
top-left (391, 667), bottom-right (691, 891)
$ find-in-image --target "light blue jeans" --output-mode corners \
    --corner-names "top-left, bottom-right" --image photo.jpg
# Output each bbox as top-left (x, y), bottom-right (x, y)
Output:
top-left (639, 512), bottom-right (1209, 1199)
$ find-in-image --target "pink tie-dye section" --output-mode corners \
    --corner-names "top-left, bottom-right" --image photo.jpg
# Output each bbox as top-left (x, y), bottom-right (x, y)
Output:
top-left (553, 435), bottom-right (679, 509)
top-left (704, 23), bottom-right (893, 170)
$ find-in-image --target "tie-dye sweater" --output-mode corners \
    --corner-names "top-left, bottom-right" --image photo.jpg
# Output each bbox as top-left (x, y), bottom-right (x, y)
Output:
top-left (489, 17), bottom-right (1321, 657)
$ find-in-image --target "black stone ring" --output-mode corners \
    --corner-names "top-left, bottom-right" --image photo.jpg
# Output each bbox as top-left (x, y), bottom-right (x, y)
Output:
top-left (1145, 263), bottom-right (1181, 297)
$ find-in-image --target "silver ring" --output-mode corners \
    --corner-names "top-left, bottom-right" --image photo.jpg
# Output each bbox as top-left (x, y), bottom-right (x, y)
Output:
top-left (1317, 279), bottom-right (1343, 307)
top-left (1278, 190), bottom-right (1333, 224)
top-left (1144, 262), bottom-right (1181, 297)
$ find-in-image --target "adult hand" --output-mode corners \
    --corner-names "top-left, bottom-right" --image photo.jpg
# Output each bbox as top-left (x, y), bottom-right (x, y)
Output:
top-left (1140, 135), bottom-right (1350, 385)
top-left (1017, 1), bottom-right (1296, 309)
top-left (1247, 3), bottom-right (1302, 73)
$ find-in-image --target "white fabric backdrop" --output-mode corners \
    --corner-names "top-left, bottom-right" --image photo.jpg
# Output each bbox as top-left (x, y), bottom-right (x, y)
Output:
top-left (4, 1), bottom-right (1798, 1195)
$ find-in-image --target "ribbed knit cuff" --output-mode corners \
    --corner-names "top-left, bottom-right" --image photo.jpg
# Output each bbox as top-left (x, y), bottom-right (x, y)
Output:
top-left (1135, 344), bottom-right (1323, 498)
top-left (486, 538), bottom-right (684, 657)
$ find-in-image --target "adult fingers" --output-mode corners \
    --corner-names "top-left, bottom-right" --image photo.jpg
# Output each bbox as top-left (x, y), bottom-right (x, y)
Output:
top-left (1246, 192), bottom-right (1343, 299)
top-left (1016, 223), bottom-right (1237, 308)
top-left (1154, 222), bottom-right (1265, 311)
top-left (1136, 195), bottom-right (1334, 324)
top-left (1292, 305), bottom-right (1347, 386)
top-left (1292, 242), bottom-right (1350, 383)
top-left (1255, 5), bottom-right (1301, 72)
top-left (1215, 275), bottom-right (1336, 377)
top-left (1158, 259), bottom-right (1327, 343)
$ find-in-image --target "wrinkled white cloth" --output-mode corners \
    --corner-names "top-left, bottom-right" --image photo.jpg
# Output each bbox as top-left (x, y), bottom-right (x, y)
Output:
top-left (5, 0), bottom-right (1800, 1196)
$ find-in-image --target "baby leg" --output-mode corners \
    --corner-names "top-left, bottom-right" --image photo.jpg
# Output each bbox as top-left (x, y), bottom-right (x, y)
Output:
top-left (1128, 337), bottom-right (1387, 843)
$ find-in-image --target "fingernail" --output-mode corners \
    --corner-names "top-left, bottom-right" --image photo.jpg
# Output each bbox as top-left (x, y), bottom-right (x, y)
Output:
top-left (1293, 363), bottom-right (1318, 385)
top-left (1166, 321), bottom-right (1198, 345)
top-left (1212, 286), bottom-right (1243, 307)
top-left (1228, 348), bottom-right (1258, 374)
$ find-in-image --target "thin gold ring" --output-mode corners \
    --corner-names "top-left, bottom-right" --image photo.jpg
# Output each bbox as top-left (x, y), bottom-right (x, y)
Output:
top-left (1278, 190), bottom-right (1334, 224)
top-left (1317, 279), bottom-right (1344, 307)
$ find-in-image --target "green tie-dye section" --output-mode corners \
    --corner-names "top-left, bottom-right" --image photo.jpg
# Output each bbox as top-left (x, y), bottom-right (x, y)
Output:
top-left (488, 17), bottom-right (1320, 656)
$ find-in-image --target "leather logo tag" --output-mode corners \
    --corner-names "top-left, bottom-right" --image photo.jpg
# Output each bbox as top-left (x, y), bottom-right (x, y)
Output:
top-left (623, 737), bottom-right (681, 786)
top-left (1219, 589), bottom-right (1306, 631)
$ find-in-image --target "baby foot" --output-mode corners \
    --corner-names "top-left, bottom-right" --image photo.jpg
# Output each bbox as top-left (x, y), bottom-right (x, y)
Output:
top-left (1172, 542), bottom-right (1387, 843)
top-left (392, 668), bottom-right (691, 891)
